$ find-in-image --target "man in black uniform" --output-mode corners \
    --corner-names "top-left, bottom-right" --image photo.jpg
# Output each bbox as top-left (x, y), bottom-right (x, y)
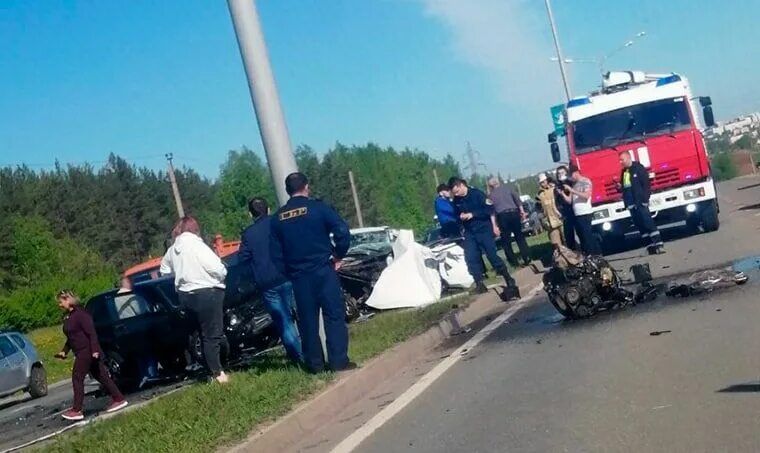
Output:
top-left (270, 173), bottom-right (355, 373)
top-left (618, 151), bottom-right (665, 255)
top-left (448, 177), bottom-right (519, 297)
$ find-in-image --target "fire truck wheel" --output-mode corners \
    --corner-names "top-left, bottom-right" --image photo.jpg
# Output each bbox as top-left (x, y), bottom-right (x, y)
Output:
top-left (701, 200), bottom-right (720, 232)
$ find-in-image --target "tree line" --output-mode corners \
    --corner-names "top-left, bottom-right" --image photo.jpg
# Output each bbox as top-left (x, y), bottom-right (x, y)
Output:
top-left (0, 144), bottom-right (461, 331)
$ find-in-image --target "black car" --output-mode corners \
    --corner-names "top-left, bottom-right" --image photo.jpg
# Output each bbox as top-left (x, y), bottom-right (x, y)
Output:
top-left (87, 261), bottom-right (278, 389)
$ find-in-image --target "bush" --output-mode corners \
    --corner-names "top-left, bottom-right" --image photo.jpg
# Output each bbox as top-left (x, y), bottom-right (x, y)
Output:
top-left (0, 273), bottom-right (115, 332)
top-left (711, 153), bottom-right (738, 182)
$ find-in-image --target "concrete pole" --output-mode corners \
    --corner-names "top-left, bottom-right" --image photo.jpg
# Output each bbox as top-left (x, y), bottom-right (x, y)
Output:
top-left (165, 153), bottom-right (185, 219)
top-left (227, 0), bottom-right (298, 206)
top-left (227, 0), bottom-right (326, 357)
top-left (544, 0), bottom-right (572, 101)
top-left (433, 168), bottom-right (440, 186)
top-left (348, 170), bottom-right (364, 228)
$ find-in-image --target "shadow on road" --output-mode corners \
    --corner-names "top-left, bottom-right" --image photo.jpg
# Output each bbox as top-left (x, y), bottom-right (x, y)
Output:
top-left (717, 382), bottom-right (760, 393)
top-left (737, 203), bottom-right (760, 211)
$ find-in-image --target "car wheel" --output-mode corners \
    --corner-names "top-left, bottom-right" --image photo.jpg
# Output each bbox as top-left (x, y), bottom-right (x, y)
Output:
top-left (344, 290), bottom-right (360, 322)
top-left (28, 364), bottom-right (48, 398)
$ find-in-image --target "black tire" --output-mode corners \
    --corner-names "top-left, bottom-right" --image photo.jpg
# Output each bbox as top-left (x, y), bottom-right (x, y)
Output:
top-left (344, 290), bottom-right (360, 322)
top-left (701, 200), bottom-right (720, 232)
top-left (28, 364), bottom-right (48, 398)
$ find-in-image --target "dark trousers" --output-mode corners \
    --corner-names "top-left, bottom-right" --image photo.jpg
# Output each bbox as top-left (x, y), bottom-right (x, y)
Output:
top-left (262, 281), bottom-right (303, 364)
top-left (629, 204), bottom-right (663, 247)
top-left (440, 222), bottom-right (461, 239)
top-left (72, 353), bottom-right (124, 412)
top-left (496, 210), bottom-right (531, 265)
top-left (179, 288), bottom-right (225, 376)
top-left (574, 214), bottom-right (602, 255)
top-left (463, 230), bottom-right (509, 282)
top-left (292, 265), bottom-right (349, 372)
top-left (562, 212), bottom-right (578, 250)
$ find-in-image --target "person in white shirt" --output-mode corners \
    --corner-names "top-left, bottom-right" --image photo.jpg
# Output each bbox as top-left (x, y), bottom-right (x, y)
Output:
top-left (559, 165), bottom-right (602, 255)
top-left (160, 216), bottom-right (229, 384)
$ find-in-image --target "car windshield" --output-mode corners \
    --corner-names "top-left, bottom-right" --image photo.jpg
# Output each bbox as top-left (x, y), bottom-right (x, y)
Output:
top-left (349, 231), bottom-right (391, 254)
top-left (572, 97), bottom-right (692, 154)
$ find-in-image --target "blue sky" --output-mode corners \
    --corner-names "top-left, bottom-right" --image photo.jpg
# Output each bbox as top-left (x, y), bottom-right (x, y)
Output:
top-left (1, 0), bottom-right (758, 178)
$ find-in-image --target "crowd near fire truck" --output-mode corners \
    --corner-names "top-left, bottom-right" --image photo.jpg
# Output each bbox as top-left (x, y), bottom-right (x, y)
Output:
top-left (548, 70), bottom-right (719, 252)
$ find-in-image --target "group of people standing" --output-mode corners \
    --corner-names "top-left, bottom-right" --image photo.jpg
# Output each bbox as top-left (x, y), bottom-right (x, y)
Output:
top-left (433, 151), bottom-right (665, 294)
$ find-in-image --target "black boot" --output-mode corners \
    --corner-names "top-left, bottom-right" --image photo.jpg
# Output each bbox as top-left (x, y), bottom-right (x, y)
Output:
top-left (500, 270), bottom-right (517, 288)
top-left (472, 281), bottom-right (489, 294)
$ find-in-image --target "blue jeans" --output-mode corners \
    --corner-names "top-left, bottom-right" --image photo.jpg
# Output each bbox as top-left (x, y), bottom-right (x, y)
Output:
top-left (263, 282), bottom-right (304, 364)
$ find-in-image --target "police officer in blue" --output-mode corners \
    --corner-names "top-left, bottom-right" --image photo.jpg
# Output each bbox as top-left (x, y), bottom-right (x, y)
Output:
top-left (448, 177), bottom-right (519, 296)
top-left (270, 172), bottom-right (356, 373)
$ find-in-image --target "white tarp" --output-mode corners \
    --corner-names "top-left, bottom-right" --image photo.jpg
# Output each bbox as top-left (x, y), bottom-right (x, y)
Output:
top-left (365, 230), bottom-right (442, 310)
top-left (430, 242), bottom-right (474, 289)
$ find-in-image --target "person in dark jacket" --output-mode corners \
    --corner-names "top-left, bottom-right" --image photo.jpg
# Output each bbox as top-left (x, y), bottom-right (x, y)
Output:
top-left (270, 172), bottom-right (355, 374)
top-left (618, 152), bottom-right (665, 254)
top-left (448, 177), bottom-right (518, 296)
top-left (239, 197), bottom-right (303, 364)
top-left (434, 184), bottom-right (461, 238)
top-left (55, 290), bottom-right (127, 421)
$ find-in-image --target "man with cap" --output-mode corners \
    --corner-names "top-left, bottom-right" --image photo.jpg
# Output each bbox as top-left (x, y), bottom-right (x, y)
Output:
top-left (487, 176), bottom-right (531, 267)
top-left (535, 172), bottom-right (564, 247)
top-left (559, 164), bottom-right (602, 255)
top-left (448, 177), bottom-right (519, 296)
top-left (618, 151), bottom-right (665, 255)
top-left (270, 172), bottom-right (355, 374)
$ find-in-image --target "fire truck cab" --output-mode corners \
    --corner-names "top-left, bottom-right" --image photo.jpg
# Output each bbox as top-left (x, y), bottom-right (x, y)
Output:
top-left (549, 71), bottom-right (718, 252)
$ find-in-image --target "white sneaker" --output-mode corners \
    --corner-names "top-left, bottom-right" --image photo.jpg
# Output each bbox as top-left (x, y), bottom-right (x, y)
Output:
top-left (215, 372), bottom-right (230, 384)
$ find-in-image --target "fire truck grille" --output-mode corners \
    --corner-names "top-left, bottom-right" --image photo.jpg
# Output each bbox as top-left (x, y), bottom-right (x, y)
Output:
top-left (652, 168), bottom-right (680, 188)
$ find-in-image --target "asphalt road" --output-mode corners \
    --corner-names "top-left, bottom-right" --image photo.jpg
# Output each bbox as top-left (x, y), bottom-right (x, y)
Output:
top-left (357, 177), bottom-right (760, 453)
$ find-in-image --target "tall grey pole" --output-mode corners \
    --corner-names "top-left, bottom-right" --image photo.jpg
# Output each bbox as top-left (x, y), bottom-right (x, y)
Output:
top-left (348, 171), bottom-right (365, 228)
top-left (544, 0), bottom-right (572, 101)
top-left (227, 0), bottom-right (298, 206)
top-left (433, 168), bottom-right (440, 186)
top-left (165, 153), bottom-right (185, 219)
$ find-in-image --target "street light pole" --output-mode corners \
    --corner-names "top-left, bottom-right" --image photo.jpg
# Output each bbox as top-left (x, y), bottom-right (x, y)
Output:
top-left (544, 0), bottom-right (571, 101)
top-left (227, 0), bottom-right (298, 206)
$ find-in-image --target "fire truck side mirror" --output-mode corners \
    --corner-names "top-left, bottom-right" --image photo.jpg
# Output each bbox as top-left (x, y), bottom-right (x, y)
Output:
top-left (703, 106), bottom-right (715, 128)
top-left (547, 132), bottom-right (557, 143)
top-left (550, 142), bottom-right (561, 163)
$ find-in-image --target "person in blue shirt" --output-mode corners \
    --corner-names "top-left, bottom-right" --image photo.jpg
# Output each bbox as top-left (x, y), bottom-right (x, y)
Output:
top-left (270, 172), bottom-right (355, 373)
top-left (434, 183), bottom-right (460, 238)
top-left (238, 197), bottom-right (303, 365)
top-left (448, 177), bottom-right (518, 296)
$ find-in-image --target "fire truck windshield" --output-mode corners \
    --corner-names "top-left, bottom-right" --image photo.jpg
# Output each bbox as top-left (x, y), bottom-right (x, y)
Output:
top-left (572, 97), bottom-right (692, 154)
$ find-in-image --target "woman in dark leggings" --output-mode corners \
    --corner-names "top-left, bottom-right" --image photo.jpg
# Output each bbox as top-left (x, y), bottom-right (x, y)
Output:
top-left (160, 216), bottom-right (230, 384)
top-left (55, 290), bottom-right (128, 421)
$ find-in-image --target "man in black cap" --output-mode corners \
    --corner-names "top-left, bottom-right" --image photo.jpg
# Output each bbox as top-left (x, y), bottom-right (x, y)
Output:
top-left (448, 177), bottom-right (519, 296)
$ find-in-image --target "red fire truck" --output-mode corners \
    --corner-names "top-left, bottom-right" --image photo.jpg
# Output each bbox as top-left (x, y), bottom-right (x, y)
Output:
top-left (548, 71), bottom-right (718, 252)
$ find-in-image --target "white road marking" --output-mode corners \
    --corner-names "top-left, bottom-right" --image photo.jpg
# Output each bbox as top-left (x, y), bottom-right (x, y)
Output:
top-left (331, 282), bottom-right (545, 453)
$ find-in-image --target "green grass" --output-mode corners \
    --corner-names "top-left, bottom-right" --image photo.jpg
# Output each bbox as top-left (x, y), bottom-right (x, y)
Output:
top-left (43, 295), bottom-right (473, 453)
top-left (27, 325), bottom-right (72, 384)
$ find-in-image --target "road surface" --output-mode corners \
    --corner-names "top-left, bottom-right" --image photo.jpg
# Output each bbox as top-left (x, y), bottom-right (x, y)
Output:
top-left (356, 177), bottom-right (760, 453)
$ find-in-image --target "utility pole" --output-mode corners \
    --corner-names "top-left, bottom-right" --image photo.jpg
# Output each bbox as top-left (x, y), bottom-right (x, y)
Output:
top-left (348, 170), bottom-right (364, 228)
top-left (433, 168), bottom-right (440, 186)
top-left (544, 0), bottom-right (572, 101)
top-left (165, 153), bottom-right (185, 219)
top-left (465, 141), bottom-right (479, 179)
top-left (227, 0), bottom-right (298, 206)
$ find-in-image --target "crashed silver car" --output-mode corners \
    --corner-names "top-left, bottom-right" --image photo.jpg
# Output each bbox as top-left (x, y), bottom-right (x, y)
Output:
top-left (0, 331), bottom-right (48, 399)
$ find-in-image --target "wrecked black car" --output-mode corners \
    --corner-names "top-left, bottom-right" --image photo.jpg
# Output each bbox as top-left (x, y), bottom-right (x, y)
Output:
top-left (543, 246), bottom-right (633, 319)
top-left (87, 262), bottom-right (278, 389)
top-left (339, 244), bottom-right (392, 321)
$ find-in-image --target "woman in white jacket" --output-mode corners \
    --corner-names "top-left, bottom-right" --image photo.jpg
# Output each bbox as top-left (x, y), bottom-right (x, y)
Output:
top-left (160, 217), bottom-right (229, 384)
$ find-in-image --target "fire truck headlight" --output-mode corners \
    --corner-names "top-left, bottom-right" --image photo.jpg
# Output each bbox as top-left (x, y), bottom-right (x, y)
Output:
top-left (683, 188), bottom-right (705, 200)
top-left (602, 222), bottom-right (612, 231)
top-left (592, 209), bottom-right (610, 221)
top-left (686, 203), bottom-right (697, 213)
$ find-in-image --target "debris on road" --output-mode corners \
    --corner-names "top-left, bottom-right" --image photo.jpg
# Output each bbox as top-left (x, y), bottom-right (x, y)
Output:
top-left (665, 270), bottom-right (748, 298)
top-left (649, 330), bottom-right (672, 336)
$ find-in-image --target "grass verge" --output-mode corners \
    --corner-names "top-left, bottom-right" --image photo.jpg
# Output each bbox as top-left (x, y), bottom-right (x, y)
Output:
top-left (42, 294), bottom-right (473, 453)
top-left (27, 325), bottom-right (71, 384)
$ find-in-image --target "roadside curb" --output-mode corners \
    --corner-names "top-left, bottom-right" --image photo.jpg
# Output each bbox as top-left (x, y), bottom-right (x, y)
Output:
top-left (226, 267), bottom-right (544, 453)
